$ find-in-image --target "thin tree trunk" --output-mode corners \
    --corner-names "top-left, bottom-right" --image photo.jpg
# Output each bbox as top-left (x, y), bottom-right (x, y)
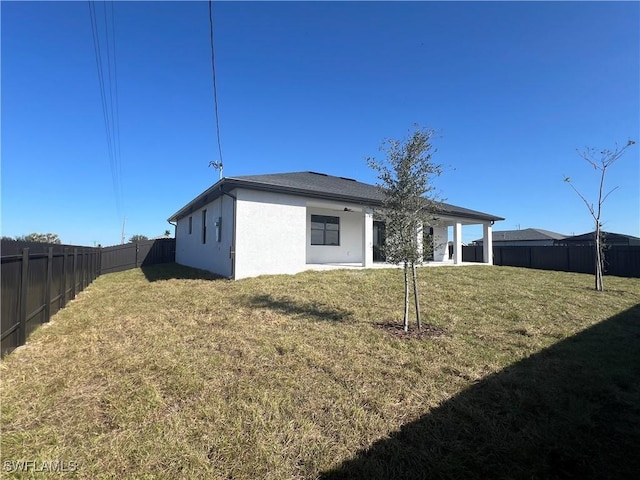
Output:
top-left (595, 223), bottom-right (604, 291)
top-left (403, 262), bottom-right (409, 332)
top-left (411, 261), bottom-right (421, 329)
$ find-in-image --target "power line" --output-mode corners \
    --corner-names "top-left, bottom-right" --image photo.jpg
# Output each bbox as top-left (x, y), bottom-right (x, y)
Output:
top-left (103, 0), bottom-right (120, 193)
top-left (110, 0), bottom-right (122, 184)
top-left (208, 0), bottom-right (224, 171)
top-left (88, 0), bottom-right (123, 219)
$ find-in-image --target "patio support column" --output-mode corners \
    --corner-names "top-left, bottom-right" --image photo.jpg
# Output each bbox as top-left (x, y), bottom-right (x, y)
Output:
top-left (453, 222), bottom-right (463, 265)
top-left (483, 222), bottom-right (493, 265)
top-left (362, 208), bottom-right (373, 267)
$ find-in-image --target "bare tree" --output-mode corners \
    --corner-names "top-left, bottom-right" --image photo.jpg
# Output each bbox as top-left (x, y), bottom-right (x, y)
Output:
top-left (367, 126), bottom-right (443, 331)
top-left (564, 139), bottom-right (635, 291)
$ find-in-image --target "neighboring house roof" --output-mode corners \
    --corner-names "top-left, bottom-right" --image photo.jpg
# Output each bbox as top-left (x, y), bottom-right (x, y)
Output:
top-left (473, 228), bottom-right (566, 244)
top-left (168, 171), bottom-right (504, 223)
top-left (556, 231), bottom-right (640, 245)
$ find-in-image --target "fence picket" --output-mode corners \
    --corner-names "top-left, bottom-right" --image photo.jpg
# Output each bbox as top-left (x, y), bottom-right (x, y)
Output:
top-left (18, 248), bottom-right (30, 346)
top-left (45, 247), bottom-right (53, 323)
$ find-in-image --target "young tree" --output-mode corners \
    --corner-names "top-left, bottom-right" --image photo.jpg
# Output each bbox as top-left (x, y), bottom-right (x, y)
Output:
top-left (564, 139), bottom-right (635, 291)
top-left (128, 234), bottom-right (149, 243)
top-left (367, 126), bottom-right (443, 331)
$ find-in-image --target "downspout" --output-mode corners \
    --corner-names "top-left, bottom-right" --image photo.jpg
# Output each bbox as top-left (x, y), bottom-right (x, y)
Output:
top-left (221, 187), bottom-right (237, 279)
top-left (167, 220), bottom-right (177, 261)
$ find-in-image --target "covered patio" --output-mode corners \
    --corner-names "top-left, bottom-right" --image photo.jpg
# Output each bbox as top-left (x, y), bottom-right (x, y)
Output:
top-left (304, 199), bottom-right (496, 269)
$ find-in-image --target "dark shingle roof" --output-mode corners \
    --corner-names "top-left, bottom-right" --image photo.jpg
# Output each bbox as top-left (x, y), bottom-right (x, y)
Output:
top-left (473, 228), bottom-right (566, 243)
top-left (477, 228), bottom-right (567, 243)
top-left (168, 171), bottom-right (504, 223)
top-left (557, 231), bottom-right (640, 245)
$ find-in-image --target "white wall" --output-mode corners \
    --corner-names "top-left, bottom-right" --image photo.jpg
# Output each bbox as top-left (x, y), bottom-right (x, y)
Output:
top-left (234, 189), bottom-right (307, 279)
top-left (431, 226), bottom-right (449, 262)
top-left (175, 195), bottom-right (233, 277)
top-left (306, 207), bottom-right (364, 264)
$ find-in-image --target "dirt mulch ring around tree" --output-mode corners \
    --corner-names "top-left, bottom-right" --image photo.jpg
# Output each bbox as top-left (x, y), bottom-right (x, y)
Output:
top-left (375, 322), bottom-right (447, 339)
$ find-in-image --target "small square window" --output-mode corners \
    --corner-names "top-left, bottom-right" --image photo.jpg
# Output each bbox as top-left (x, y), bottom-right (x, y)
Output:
top-left (310, 214), bottom-right (340, 246)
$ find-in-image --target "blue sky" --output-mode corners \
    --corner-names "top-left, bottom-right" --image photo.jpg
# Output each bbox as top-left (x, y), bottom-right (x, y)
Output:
top-left (2, 1), bottom-right (638, 246)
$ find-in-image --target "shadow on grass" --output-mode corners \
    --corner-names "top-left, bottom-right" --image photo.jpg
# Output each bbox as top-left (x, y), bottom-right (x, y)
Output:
top-left (243, 294), bottom-right (353, 322)
top-left (141, 263), bottom-right (224, 282)
top-left (321, 304), bottom-right (640, 480)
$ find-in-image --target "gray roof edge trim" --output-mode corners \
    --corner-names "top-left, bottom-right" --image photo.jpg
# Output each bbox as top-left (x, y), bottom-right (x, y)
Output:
top-left (227, 177), bottom-right (503, 221)
top-left (169, 176), bottom-right (505, 223)
top-left (167, 178), bottom-right (227, 222)
top-left (437, 211), bottom-right (505, 222)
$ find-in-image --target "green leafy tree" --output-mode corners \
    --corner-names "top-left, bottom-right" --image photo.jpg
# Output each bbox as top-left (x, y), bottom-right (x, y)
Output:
top-left (15, 233), bottom-right (61, 244)
top-left (367, 125), bottom-right (443, 331)
top-left (564, 139), bottom-right (635, 291)
top-left (129, 234), bottom-right (149, 243)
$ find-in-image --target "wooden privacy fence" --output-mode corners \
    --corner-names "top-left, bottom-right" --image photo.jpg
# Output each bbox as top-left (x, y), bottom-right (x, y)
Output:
top-left (463, 245), bottom-right (640, 278)
top-left (100, 238), bottom-right (176, 274)
top-left (1, 246), bottom-right (100, 356)
top-left (1, 239), bottom-right (175, 356)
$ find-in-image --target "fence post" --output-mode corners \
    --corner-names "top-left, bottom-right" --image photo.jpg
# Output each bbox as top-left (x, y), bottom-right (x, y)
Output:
top-left (44, 247), bottom-right (53, 323)
top-left (71, 248), bottom-right (77, 299)
top-left (18, 248), bottom-right (29, 346)
top-left (61, 248), bottom-right (68, 308)
top-left (91, 251), bottom-right (96, 281)
top-left (83, 251), bottom-right (88, 290)
top-left (80, 251), bottom-right (86, 291)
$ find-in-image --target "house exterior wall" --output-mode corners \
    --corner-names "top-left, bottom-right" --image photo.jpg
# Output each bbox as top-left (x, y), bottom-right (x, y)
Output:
top-left (432, 226), bottom-right (449, 262)
top-left (306, 207), bottom-right (364, 264)
top-left (234, 188), bottom-right (307, 279)
top-left (174, 185), bottom-right (499, 278)
top-left (175, 195), bottom-right (233, 277)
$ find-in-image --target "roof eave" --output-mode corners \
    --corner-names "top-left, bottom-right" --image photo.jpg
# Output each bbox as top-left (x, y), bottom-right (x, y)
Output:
top-left (167, 178), bottom-right (227, 222)
top-left (168, 177), bottom-right (505, 224)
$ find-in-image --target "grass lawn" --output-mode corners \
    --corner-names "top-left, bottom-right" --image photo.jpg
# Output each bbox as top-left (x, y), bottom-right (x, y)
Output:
top-left (1, 264), bottom-right (639, 479)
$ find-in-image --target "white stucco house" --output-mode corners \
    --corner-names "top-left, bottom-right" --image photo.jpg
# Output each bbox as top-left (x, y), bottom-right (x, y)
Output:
top-left (167, 171), bottom-right (504, 280)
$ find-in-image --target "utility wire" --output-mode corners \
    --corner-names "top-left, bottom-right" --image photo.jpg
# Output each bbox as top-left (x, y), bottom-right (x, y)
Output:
top-left (88, 0), bottom-right (122, 219)
top-left (103, 0), bottom-right (119, 190)
top-left (208, 0), bottom-right (224, 170)
top-left (110, 1), bottom-right (122, 178)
